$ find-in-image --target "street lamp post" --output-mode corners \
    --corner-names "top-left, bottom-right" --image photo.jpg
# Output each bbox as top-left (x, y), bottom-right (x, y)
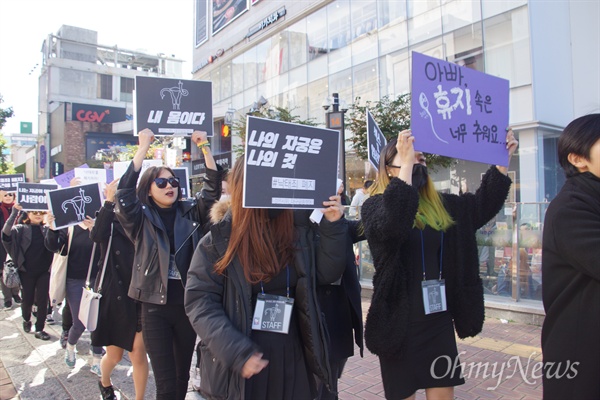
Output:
top-left (324, 93), bottom-right (347, 199)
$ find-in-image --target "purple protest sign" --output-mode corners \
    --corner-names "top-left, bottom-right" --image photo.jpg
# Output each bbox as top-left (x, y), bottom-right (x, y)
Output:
top-left (54, 164), bottom-right (89, 188)
top-left (411, 52), bottom-right (510, 166)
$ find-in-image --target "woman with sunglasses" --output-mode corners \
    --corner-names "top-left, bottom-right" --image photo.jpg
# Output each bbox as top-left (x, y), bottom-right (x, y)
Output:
top-left (0, 190), bottom-right (21, 309)
top-left (115, 128), bottom-right (224, 400)
top-left (361, 130), bottom-right (518, 399)
top-left (2, 205), bottom-right (53, 340)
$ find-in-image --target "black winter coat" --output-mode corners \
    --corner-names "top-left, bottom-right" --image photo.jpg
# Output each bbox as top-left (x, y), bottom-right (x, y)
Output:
top-left (2, 208), bottom-right (52, 273)
top-left (90, 202), bottom-right (138, 351)
top-left (115, 162), bottom-right (223, 305)
top-left (317, 218), bottom-right (365, 363)
top-left (184, 210), bottom-right (347, 400)
top-left (541, 172), bottom-right (600, 400)
top-left (362, 166), bottom-right (511, 357)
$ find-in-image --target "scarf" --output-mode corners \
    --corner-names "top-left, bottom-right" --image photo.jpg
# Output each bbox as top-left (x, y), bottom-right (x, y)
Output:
top-left (0, 202), bottom-right (12, 221)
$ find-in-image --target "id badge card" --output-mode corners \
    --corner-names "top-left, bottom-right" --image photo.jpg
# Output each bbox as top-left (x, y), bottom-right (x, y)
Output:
top-left (422, 279), bottom-right (447, 315)
top-left (252, 293), bottom-right (295, 334)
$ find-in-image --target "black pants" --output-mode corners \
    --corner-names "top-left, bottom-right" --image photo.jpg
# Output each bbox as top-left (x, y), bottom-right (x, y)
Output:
top-left (62, 298), bottom-right (72, 332)
top-left (19, 271), bottom-right (50, 332)
top-left (142, 302), bottom-right (196, 400)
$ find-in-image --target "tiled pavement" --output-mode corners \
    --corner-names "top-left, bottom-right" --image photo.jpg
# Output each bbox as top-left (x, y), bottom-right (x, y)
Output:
top-left (1, 299), bottom-right (543, 399)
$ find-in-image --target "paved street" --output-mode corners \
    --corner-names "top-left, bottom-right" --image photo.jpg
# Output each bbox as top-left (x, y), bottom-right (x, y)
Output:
top-left (1, 299), bottom-right (543, 399)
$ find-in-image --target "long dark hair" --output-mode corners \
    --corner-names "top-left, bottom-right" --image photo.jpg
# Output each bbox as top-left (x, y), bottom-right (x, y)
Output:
top-left (136, 166), bottom-right (183, 206)
top-left (214, 159), bottom-right (295, 284)
top-left (558, 113), bottom-right (600, 177)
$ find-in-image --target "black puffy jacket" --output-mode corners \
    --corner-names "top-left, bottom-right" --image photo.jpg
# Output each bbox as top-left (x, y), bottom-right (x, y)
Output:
top-left (184, 209), bottom-right (347, 400)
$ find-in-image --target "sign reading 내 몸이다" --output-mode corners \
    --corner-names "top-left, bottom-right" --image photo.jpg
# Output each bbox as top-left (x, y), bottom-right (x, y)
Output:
top-left (135, 76), bottom-right (213, 137)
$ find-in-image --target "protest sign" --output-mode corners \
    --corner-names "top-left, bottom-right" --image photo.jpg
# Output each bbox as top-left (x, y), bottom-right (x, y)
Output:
top-left (366, 109), bottom-right (388, 170)
top-left (0, 174), bottom-right (25, 192)
top-left (54, 164), bottom-right (88, 188)
top-left (172, 167), bottom-right (191, 199)
top-left (243, 116), bottom-right (339, 209)
top-left (16, 183), bottom-right (57, 211)
top-left (47, 183), bottom-right (103, 230)
top-left (411, 51), bottom-right (510, 166)
top-left (135, 76), bottom-right (213, 137)
top-left (75, 168), bottom-right (108, 184)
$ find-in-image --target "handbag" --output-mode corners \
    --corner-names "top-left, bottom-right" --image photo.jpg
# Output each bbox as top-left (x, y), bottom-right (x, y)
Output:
top-left (2, 258), bottom-right (20, 288)
top-left (48, 227), bottom-right (73, 306)
top-left (79, 225), bottom-right (113, 332)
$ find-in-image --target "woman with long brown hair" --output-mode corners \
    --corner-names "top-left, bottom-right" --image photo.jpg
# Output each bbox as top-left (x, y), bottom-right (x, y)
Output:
top-left (185, 158), bottom-right (347, 399)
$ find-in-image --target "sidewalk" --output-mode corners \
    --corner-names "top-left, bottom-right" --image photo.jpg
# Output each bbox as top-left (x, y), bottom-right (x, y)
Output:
top-left (1, 300), bottom-right (543, 399)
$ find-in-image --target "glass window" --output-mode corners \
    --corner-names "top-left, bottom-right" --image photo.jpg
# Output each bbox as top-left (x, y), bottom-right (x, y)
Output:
top-left (328, 68), bottom-right (353, 110)
top-left (327, 0), bottom-right (351, 74)
top-left (211, 68), bottom-right (221, 103)
top-left (378, 20), bottom-right (409, 56)
top-left (97, 74), bottom-right (112, 100)
top-left (256, 38), bottom-right (271, 83)
top-left (352, 60), bottom-right (379, 104)
top-left (483, 7), bottom-right (531, 86)
top-left (378, 0), bottom-right (407, 29)
top-left (265, 74), bottom-right (288, 99)
top-left (287, 19), bottom-right (308, 70)
top-left (482, 0), bottom-right (527, 19)
top-left (306, 7), bottom-right (328, 62)
top-left (221, 62), bottom-right (232, 101)
top-left (307, 77), bottom-right (328, 125)
top-left (285, 84), bottom-right (308, 121)
top-left (243, 47), bottom-right (257, 89)
top-left (288, 64), bottom-right (307, 90)
top-left (232, 54), bottom-right (244, 95)
top-left (444, 23), bottom-right (484, 73)
top-left (378, 50), bottom-right (410, 98)
top-left (351, 30), bottom-right (378, 66)
top-left (442, 0), bottom-right (482, 32)
top-left (350, 0), bottom-right (377, 40)
top-left (308, 55), bottom-right (328, 83)
top-left (408, 1), bottom-right (442, 46)
top-left (120, 77), bottom-right (134, 102)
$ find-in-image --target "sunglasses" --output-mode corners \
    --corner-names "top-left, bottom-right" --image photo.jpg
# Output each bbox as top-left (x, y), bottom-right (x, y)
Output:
top-left (29, 211), bottom-right (47, 216)
top-left (154, 177), bottom-right (180, 189)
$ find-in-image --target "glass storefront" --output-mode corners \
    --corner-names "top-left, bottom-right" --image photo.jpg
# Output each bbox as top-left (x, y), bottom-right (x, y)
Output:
top-left (350, 201), bottom-right (548, 303)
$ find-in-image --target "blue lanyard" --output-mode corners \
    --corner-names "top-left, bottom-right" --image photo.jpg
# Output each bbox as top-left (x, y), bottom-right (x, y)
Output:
top-left (260, 265), bottom-right (290, 299)
top-left (420, 229), bottom-right (444, 281)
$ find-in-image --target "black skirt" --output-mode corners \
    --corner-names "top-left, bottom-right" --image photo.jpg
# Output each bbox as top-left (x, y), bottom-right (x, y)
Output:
top-left (379, 312), bottom-right (465, 398)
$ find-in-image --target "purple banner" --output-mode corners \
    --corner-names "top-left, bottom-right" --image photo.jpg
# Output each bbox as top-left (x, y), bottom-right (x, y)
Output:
top-left (54, 164), bottom-right (88, 188)
top-left (411, 52), bottom-right (510, 166)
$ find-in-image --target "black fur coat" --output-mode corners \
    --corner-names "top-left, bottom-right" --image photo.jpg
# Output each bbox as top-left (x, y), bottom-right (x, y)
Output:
top-left (361, 166), bottom-right (511, 357)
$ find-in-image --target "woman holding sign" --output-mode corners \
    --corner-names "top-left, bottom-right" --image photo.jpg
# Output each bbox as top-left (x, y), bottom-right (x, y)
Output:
top-left (361, 129), bottom-right (517, 399)
top-left (2, 205), bottom-right (53, 340)
top-left (184, 159), bottom-right (347, 399)
top-left (115, 129), bottom-right (224, 400)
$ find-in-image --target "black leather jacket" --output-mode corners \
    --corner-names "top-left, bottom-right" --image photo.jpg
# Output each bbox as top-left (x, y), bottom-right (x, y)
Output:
top-left (184, 210), bottom-right (347, 399)
top-left (115, 162), bottom-right (223, 305)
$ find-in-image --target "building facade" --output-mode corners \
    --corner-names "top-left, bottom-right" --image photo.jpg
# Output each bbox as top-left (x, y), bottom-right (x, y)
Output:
top-left (36, 25), bottom-right (186, 181)
top-left (192, 0), bottom-right (600, 202)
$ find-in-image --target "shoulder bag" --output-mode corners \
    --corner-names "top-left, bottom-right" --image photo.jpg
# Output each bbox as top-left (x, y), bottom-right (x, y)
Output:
top-left (79, 225), bottom-right (113, 332)
top-left (2, 256), bottom-right (20, 289)
top-left (48, 227), bottom-right (73, 306)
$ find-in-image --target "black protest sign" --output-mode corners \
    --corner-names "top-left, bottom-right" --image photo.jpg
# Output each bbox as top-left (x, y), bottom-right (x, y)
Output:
top-left (366, 109), bottom-right (388, 170)
top-left (0, 174), bottom-right (25, 192)
top-left (243, 116), bottom-right (340, 209)
top-left (17, 183), bottom-right (58, 211)
top-left (172, 168), bottom-right (191, 199)
top-left (47, 183), bottom-right (103, 230)
top-left (135, 76), bottom-right (213, 137)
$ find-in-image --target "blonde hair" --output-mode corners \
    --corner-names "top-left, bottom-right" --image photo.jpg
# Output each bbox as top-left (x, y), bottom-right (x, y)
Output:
top-left (369, 139), bottom-right (454, 231)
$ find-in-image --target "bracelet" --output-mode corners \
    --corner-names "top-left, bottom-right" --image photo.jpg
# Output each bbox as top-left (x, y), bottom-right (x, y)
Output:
top-left (196, 140), bottom-right (210, 148)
